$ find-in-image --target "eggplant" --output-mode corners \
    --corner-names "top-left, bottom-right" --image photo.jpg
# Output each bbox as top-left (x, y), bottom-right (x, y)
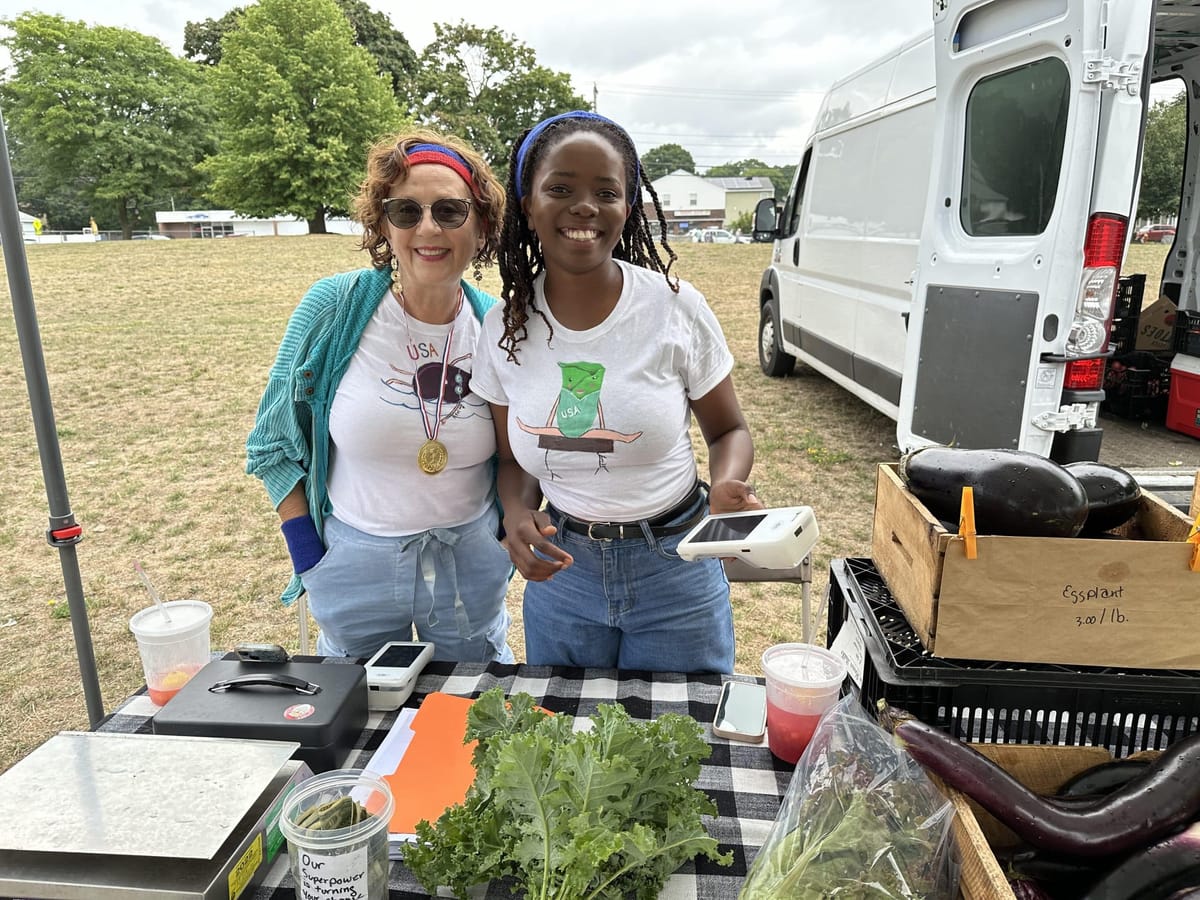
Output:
top-left (1065, 461), bottom-right (1143, 536)
top-left (1009, 876), bottom-right (1057, 900)
top-left (1057, 758), bottom-right (1153, 797)
top-left (1080, 821), bottom-right (1200, 899)
top-left (899, 447), bottom-right (1089, 538)
top-left (1001, 847), bottom-right (1122, 898)
top-left (878, 703), bottom-right (1200, 858)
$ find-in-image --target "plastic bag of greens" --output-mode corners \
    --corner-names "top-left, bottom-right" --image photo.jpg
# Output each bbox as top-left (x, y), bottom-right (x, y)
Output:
top-left (739, 693), bottom-right (959, 899)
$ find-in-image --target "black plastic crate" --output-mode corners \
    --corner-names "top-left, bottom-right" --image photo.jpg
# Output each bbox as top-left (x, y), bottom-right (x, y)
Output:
top-left (1108, 316), bottom-right (1138, 355)
top-left (1103, 350), bottom-right (1172, 420)
top-left (1114, 273), bottom-right (1146, 320)
top-left (827, 558), bottom-right (1200, 754)
top-left (1175, 310), bottom-right (1200, 356)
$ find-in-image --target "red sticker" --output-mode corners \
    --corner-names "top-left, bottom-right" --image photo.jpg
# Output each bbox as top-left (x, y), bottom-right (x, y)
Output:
top-left (283, 703), bottom-right (316, 720)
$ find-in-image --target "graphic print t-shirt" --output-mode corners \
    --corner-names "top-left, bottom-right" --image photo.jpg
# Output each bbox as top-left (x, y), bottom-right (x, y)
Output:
top-left (471, 260), bottom-right (732, 521)
top-left (328, 294), bottom-right (494, 535)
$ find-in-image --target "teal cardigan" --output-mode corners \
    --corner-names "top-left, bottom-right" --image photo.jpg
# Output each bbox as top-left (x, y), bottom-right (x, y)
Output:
top-left (246, 266), bottom-right (497, 605)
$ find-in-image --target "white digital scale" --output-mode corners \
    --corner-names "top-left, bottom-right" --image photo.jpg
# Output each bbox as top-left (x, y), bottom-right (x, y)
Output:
top-left (0, 731), bottom-right (310, 899)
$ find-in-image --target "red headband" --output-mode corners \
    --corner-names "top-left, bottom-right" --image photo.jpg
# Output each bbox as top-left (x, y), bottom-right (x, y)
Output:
top-left (405, 145), bottom-right (478, 198)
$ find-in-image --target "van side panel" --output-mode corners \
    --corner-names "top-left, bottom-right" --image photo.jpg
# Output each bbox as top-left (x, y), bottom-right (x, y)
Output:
top-left (774, 38), bottom-right (935, 418)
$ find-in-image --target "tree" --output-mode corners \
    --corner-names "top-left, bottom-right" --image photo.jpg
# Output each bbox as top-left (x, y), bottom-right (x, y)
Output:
top-left (336, 0), bottom-right (417, 93)
top-left (184, 1), bottom-right (415, 93)
top-left (412, 21), bottom-right (587, 169)
top-left (642, 144), bottom-right (696, 180)
top-left (0, 13), bottom-right (216, 239)
top-left (200, 0), bottom-right (405, 233)
top-left (1138, 93), bottom-right (1186, 221)
top-left (183, 7), bottom-right (243, 65)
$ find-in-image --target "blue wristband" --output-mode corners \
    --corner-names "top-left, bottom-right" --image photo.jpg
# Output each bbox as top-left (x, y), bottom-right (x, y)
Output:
top-left (281, 515), bottom-right (324, 574)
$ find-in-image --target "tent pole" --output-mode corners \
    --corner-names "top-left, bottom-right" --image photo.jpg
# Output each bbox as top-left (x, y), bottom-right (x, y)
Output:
top-left (0, 104), bottom-right (104, 727)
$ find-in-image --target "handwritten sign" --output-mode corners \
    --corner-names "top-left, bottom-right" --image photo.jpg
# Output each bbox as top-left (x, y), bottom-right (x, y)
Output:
top-left (296, 847), bottom-right (368, 900)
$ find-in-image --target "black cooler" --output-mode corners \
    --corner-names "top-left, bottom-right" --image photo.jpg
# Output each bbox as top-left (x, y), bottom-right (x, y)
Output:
top-left (152, 657), bottom-right (368, 771)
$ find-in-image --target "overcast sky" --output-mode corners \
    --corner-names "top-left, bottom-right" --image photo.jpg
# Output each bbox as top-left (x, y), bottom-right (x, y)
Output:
top-left (5, 0), bottom-right (932, 169)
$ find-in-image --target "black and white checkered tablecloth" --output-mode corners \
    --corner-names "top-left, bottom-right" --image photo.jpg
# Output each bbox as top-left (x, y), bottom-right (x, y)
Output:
top-left (100, 659), bottom-right (794, 899)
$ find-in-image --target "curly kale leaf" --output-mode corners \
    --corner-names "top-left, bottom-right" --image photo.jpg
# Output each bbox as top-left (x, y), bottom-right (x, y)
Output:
top-left (401, 687), bottom-right (732, 899)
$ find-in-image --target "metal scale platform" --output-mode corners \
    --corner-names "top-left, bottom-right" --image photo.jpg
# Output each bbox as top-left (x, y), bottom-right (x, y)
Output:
top-left (0, 731), bottom-right (307, 899)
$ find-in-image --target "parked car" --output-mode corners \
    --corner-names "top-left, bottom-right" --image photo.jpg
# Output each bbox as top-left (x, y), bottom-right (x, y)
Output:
top-left (690, 228), bottom-right (751, 244)
top-left (1134, 223), bottom-right (1175, 243)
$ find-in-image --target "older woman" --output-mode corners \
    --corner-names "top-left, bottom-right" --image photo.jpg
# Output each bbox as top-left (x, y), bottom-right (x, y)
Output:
top-left (246, 129), bottom-right (514, 662)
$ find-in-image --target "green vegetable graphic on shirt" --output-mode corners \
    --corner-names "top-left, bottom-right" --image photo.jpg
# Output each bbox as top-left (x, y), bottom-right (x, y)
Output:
top-left (556, 361), bottom-right (605, 438)
top-left (514, 359), bottom-right (643, 476)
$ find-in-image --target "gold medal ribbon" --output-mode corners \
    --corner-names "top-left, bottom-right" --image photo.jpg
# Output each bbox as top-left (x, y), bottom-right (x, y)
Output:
top-left (415, 289), bottom-right (463, 475)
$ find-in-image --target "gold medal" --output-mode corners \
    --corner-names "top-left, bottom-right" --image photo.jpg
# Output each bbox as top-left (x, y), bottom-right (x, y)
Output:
top-left (418, 439), bottom-right (448, 474)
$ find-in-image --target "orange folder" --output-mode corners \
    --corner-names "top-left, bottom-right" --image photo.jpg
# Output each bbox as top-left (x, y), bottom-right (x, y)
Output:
top-left (384, 692), bottom-right (477, 835)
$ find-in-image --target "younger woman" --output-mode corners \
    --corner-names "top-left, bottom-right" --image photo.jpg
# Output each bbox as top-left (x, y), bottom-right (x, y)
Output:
top-left (471, 111), bottom-right (761, 673)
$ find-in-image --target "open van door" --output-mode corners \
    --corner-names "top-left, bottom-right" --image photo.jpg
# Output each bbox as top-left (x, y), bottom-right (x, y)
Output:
top-left (897, 0), bottom-right (1152, 460)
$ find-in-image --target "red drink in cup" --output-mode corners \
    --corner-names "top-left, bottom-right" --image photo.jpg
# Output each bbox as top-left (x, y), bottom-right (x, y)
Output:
top-left (761, 643), bottom-right (846, 765)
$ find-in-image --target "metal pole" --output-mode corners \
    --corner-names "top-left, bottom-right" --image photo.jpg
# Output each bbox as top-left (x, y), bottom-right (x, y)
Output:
top-left (0, 103), bottom-right (105, 727)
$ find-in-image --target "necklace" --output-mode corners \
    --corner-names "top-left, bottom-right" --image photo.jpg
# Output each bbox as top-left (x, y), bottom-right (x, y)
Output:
top-left (398, 289), bottom-right (464, 475)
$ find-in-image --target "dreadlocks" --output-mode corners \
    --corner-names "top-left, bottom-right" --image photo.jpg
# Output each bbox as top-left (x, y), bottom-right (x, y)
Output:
top-left (496, 114), bottom-right (678, 364)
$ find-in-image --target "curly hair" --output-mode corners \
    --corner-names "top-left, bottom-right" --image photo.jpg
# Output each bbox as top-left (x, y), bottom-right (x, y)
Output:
top-left (496, 116), bottom-right (677, 363)
top-left (353, 128), bottom-right (506, 271)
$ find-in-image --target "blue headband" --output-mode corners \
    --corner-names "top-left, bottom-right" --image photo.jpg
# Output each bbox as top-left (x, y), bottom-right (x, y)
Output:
top-left (513, 111), bottom-right (641, 202)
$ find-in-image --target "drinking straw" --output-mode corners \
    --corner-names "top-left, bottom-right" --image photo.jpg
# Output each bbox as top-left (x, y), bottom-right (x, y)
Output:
top-left (133, 561), bottom-right (172, 624)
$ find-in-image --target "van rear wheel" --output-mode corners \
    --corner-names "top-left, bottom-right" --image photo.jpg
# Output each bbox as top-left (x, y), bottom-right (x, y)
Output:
top-left (759, 299), bottom-right (795, 376)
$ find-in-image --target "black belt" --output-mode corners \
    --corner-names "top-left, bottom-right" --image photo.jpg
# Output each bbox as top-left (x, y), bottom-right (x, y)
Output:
top-left (551, 482), bottom-right (706, 541)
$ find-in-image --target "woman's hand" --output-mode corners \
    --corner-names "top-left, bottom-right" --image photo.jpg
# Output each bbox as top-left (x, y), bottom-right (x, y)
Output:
top-left (708, 480), bottom-right (765, 515)
top-left (501, 508), bottom-right (573, 581)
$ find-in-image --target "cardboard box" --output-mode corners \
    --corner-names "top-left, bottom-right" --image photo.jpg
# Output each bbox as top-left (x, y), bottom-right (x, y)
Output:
top-left (871, 463), bottom-right (1198, 668)
top-left (944, 745), bottom-right (1140, 900)
top-left (1135, 295), bottom-right (1178, 351)
top-left (1191, 470), bottom-right (1199, 519)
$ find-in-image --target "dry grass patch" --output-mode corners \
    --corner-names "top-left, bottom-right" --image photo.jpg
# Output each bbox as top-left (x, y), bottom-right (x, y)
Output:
top-left (0, 237), bottom-right (1172, 773)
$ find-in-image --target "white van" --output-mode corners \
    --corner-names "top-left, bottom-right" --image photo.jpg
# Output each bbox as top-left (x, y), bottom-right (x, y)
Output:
top-left (753, 0), bottom-right (1197, 462)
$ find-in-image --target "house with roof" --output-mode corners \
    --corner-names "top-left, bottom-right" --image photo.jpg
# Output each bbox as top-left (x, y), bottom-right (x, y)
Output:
top-left (647, 171), bottom-right (775, 235)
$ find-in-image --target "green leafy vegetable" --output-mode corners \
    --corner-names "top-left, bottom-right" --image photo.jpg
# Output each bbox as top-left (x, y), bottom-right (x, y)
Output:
top-left (401, 687), bottom-right (732, 899)
top-left (738, 744), bottom-right (953, 899)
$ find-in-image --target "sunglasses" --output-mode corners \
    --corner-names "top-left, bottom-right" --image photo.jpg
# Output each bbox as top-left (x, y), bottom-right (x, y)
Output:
top-left (381, 197), bottom-right (473, 230)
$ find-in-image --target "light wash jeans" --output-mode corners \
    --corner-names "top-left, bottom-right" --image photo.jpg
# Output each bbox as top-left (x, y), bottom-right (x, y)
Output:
top-left (524, 492), bottom-right (734, 673)
top-left (302, 506), bottom-right (514, 663)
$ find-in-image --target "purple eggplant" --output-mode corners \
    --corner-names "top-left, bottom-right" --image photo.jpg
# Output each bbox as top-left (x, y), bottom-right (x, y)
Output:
top-left (1009, 876), bottom-right (1056, 900)
top-left (1056, 758), bottom-right (1152, 797)
top-left (1080, 821), bottom-right (1200, 899)
top-left (879, 704), bottom-right (1200, 858)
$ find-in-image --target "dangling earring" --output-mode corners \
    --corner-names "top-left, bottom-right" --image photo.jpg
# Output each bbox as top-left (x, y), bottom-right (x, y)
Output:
top-left (390, 256), bottom-right (403, 297)
top-left (473, 257), bottom-right (484, 285)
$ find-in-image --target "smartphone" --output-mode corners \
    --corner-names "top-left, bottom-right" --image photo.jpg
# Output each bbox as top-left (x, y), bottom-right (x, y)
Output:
top-left (712, 680), bottom-right (767, 743)
top-left (363, 641), bottom-right (434, 711)
top-left (234, 642), bottom-right (290, 663)
top-left (677, 506), bottom-right (819, 570)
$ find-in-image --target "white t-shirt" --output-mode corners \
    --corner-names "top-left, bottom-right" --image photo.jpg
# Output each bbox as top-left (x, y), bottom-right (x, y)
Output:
top-left (471, 260), bottom-right (733, 521)
top-left (328, 294), bottom-right (494, 535)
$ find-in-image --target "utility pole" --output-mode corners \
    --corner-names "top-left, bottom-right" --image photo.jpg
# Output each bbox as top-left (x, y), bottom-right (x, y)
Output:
top-left (593, 82), bottom-right (598, 113)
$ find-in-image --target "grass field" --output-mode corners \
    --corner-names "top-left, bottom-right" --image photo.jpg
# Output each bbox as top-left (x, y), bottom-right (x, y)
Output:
top-left (0, 236), bottom-right (1173, 773)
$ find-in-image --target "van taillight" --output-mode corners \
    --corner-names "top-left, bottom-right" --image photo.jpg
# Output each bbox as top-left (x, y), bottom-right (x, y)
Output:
top-left (1067, 213), bottom-right (1128, 356)
top-left (1082, 214), bottom-right (1127, 269)
top-left (1064, 358), bottom-right (1105, 390)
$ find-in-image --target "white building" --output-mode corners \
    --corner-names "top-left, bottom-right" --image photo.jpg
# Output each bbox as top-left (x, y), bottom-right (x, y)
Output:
top-left (154, 210), bottom-right (362, 239)
top-left (648, 171), bottom-right (775, 235)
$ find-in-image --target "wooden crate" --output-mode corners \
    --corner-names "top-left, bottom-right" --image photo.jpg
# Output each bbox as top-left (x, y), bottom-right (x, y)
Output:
top-left (870, 463), bottom-right (1198, 668)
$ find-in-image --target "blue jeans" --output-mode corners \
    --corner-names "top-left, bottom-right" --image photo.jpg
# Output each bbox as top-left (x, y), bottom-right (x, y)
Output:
top-left (302, 506), bottom-right (514, 663)
top-left (524, 493), bottom-right (734, 673)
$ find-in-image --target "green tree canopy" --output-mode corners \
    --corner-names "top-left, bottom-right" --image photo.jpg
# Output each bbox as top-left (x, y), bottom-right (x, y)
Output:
top-left (199, 0), bottom-right (405, 233)
top-left (184, 0), bottom-right (416, 93)
top-left (642, 144), bottom-right (696, 180)
top-left (0, 12), bottom-right (216, 238)
top-left (412, 21), bottom-right (587, 169)
top-left (1138, 92), bottom-right (1186, 221)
